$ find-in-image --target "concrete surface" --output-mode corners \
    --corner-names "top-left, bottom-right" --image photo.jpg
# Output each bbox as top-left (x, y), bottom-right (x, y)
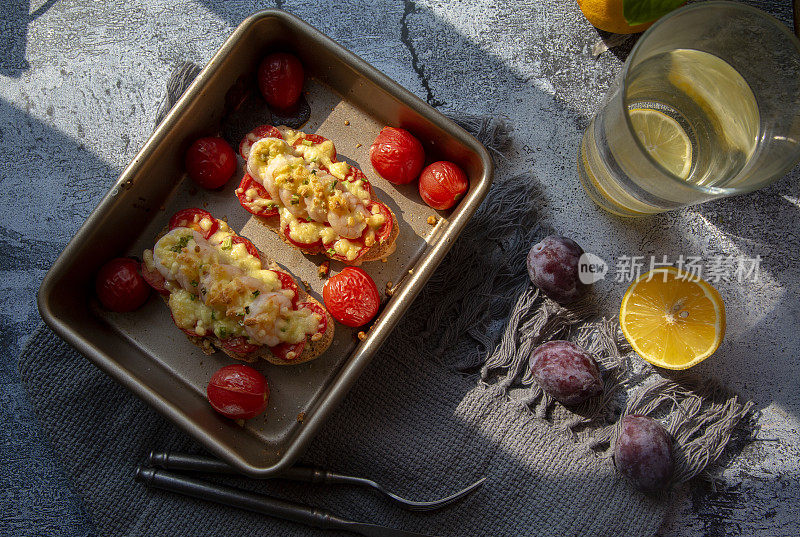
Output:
top-left (1, 0), bottom-right (798, 535)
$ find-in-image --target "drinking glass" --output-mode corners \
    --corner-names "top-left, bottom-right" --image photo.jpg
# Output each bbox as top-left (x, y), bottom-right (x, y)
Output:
top-left (579, 1), bottom-right (800, 216)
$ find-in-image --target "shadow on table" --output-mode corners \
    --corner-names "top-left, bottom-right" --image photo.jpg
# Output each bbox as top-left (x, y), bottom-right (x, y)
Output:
top-left (0, 0), bottom-right (59, 78)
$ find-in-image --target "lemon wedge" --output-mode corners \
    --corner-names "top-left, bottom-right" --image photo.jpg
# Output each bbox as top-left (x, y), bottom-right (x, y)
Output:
top-left (620, 267), bottom-right (725, 370)
top-left (629, 108), bottom-right (693, 180)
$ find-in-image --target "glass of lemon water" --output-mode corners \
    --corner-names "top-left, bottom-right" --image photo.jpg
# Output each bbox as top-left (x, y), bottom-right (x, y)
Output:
top-left (579, 1), bottom-right (800, 216)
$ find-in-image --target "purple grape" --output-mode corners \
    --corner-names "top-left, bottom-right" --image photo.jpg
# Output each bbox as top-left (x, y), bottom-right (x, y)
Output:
top-left (529, 340), bottom-right (603, 406)
top-left (614, 415), bottom-right (673, 492)
top-left (526, 235), bottom-right (587, 304)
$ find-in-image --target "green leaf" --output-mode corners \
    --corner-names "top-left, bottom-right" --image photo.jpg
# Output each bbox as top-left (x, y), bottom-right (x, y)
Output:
top-left (623, 0), bottom-right (684, 26)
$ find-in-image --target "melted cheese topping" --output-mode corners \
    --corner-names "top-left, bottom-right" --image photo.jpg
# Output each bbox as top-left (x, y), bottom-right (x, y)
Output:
top-left (146, 222), bottom-right (320, 346)
top-left (246, 129), bottom-right (385, 261)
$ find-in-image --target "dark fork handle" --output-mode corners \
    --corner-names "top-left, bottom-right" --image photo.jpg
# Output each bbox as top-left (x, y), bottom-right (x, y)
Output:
top-left (148, 451), bottom-right (375, 488)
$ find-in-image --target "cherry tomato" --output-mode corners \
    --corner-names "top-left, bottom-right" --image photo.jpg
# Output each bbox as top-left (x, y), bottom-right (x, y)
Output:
top-left (236, 174), bottom-right (278, 218)
top-left (239, 125), bottom-right (283, 160)
top-left (257, 52), bottom-right (305, 110)
top-left (418, 161), bottom-right (469, 210)
top-left (220, 336), bottom-right (261, 356)
top-left (274, 270), bottom-right (300, 307)
top-left (95, 258), bottom-right (150, 312)
top-left (140, 261), bottom-right (168, 295)
top-left (322, 267), bottom-right (380, 327)
top-left (230, 236), bottom-right (260, 263)
top-left (207, 364), bottom-right (269, 420)
top-left (269, 341), bottom-right (305, 362)
top-left (169, 208), bottom-right (219, 240)
top-left (185, 137), bottom-right (237, 189)
top-left (369, 127), bottom-right (425, 185)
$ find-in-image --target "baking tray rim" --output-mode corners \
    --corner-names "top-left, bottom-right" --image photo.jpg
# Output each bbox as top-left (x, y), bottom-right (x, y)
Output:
top-left (37, 9), bottom-right (494, 476)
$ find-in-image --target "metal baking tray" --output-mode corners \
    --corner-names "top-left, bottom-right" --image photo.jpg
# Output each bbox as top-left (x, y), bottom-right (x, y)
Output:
top-left (37, 10), bottom-right (492, 476)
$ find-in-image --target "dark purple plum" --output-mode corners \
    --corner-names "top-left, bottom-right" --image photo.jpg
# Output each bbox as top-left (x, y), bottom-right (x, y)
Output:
top-left (529, 340), bottom-right (603, 406)
top-left (527, 235), bottom-right (587, 304)
top-left (614, 415), bottom-right (673, 492)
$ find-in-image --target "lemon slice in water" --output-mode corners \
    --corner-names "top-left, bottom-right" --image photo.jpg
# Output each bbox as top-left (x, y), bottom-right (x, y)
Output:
top-left (629, 108), bottom-right (693, 179)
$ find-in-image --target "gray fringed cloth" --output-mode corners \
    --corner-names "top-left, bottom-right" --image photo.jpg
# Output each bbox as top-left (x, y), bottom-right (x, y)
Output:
top-left (18, 65), bottom-right (752, 537)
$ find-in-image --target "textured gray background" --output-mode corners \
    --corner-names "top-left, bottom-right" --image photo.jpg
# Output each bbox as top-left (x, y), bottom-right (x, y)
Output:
top-left (1, 0), bottom-right (798, 535)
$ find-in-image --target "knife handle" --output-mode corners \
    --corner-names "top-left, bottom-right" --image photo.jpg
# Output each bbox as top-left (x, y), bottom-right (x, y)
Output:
top-left (135, 466), bottom-right (353, 531)
top-left (148, 451), bottom-right (374, 488)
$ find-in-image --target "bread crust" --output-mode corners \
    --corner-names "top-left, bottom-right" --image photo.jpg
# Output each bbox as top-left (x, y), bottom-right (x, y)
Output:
top-left (150, 224), bottom-right (334, 366)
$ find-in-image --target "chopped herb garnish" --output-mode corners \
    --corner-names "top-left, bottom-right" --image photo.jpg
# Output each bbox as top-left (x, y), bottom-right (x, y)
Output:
top-left (329, 180), bottom-right (338, 192)
top-left (189, 294), bottom-right (197, 301)
top-left (200, 287), bottom-right (207, 295)
top-left (211, 311), bottom-right (216, 320)
top-left (245, 306), bottom-right (250, 314)
top-left (170, 235), bottom-right (191, 252)
top-left (221, 236), bottom-right (232, 250)
top-left (302, 179), bottom-right (309, 185)
top-left (218, 327), bottom-right (228, 338)
top-left (311, 170), bottom-right (317, 175)
top-left (327, 248), bottom-right (336, 256)
top-left (190, 280), bottom-right (198, 287)
top-left (290, 194), bottom-right (300, 205)
top-left (253, 290), bottom-right (260, 297)
top-left (302, 139), bottom-right (313, 146)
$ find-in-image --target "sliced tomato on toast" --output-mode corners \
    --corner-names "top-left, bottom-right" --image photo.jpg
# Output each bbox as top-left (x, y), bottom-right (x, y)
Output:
top-left (281, 218), bottom-right (323, 250)
top-left (236, 174), bottom-right (279, 218)
top-left (365, 200), bottom-right (393, 245)
top-left (221, 336), bottom-right (261, 356)
top-left (239, 125), bottom-right (283, 160)
top-left (169, 208), bottom-right (219, 240)
top-left (269, 340), bottom-right (306, 362)
top-left (141, 261), bottom-right (168, 295)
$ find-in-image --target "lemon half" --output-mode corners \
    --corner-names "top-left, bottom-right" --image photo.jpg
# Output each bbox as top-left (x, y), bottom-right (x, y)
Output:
top-left (629, 108), bottom-right (693, 180)
top-left (620, 267), bottom-right (725, 370)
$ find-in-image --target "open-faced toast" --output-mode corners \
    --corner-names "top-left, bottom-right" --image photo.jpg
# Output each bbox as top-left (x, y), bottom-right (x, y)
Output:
top-left (235, 125), bottom-right (398, 265)
top-left (140, 208), bottom-right (334, 365)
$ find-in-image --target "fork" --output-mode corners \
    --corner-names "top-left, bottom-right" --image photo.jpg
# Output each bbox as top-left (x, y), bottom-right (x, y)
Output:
top-left (147, 450), bottom-right (485, 512)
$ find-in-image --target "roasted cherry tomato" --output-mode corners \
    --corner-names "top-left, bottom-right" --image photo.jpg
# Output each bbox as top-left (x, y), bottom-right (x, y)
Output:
top-left (369, 127), bottom-right (425, 185)
top-left (365, 200), bottom-right (393, 245)
top-left (270, 341), bottom-right (305, 362)
top-left (206, 364), bottom-right (269, 420)
top-left (169, 208), bottom-right (219, 239)
top-left (220, 336), bottom-right (261, 356)
top-left (257, 52), bottom-right (305, 110)
top-left (239, 125), bottom-right (283, 160)
top-left (185, 136), bottom-right (237, 189)
top-left (418, 161), bottom-right (468, 210)
top-left (95, 258), bottom-right (150, 312)
top-left (274, 270), bottom-right (300, 307)
top-left (140, 261), bottom-right (168, 295)
top-left (230, 236), bottom-right (260, 262)
top-left (322, 267), bottom-right (380, 327)
top-left (236, 174), bottom-right (278, 218)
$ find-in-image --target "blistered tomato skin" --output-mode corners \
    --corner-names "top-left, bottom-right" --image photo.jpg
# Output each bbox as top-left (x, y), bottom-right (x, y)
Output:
top-left (95, 258), bottom-right (150, 312)
top-left (185, 137), bottom-right (237, 189)
top-left (615, 415), bottom-right (673, 492)
top-left (257, 53), bottom-right (304, 110)
top-left (369, 127), bottom-right (425, 185)
top-left (206, 364), bottom-right (269, 420)
top-left (527, 235), bottom-right (588, 304)
top-left (418, 161), bottom-right (469, 210)
top-left (322, 267), bottom-right (380, 327)
top-left (529, 340), bottom-right (602, 406)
